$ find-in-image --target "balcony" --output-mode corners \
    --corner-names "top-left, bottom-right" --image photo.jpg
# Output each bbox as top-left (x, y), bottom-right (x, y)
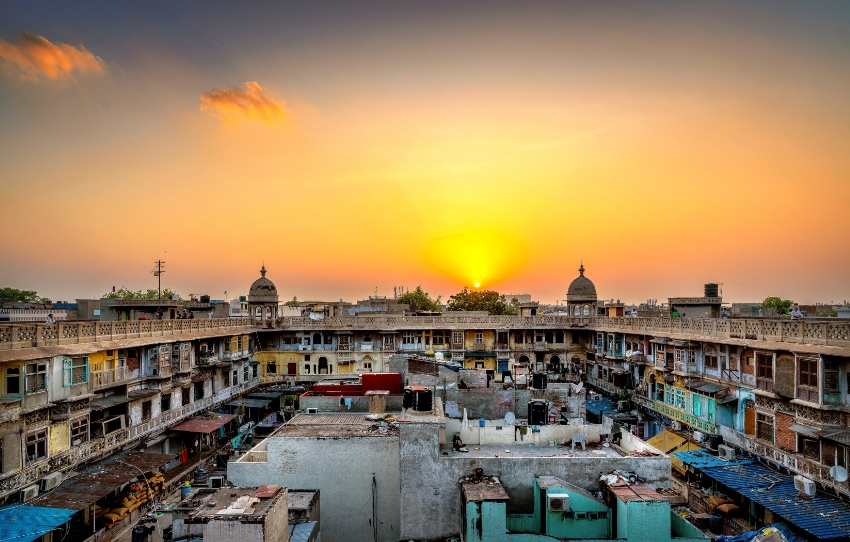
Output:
top-left (634, 395), bottom-right (717, 434)
top-left (533, 341), bottom-right (549, 351)
top-left (382, 342), bottom-right (396, 352)
top-left (472, 339), bottom-right (487, 351)
top-left (91, 366), bottom-right (128, 388)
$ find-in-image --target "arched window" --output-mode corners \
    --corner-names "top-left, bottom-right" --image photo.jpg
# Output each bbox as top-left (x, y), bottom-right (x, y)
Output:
top-left (574, 305), bottom-right (580, 317)
top-left (583, 305), bottom-right (590, 316)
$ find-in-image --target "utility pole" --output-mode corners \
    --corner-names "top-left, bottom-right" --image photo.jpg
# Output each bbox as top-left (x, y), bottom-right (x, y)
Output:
top-left (154, 260), bottom-right (165, 300)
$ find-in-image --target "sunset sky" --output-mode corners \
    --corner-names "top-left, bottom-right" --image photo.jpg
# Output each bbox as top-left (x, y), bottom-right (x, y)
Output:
top-left (1, 2), bottom-right (848, 305)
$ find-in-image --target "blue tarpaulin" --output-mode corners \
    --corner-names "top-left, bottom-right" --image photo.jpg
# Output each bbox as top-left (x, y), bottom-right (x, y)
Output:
top-left (0, 504), bottom-right (76, 542)
top-left (716, 522), bottom-right (806, 542)
top-left (702, 463), bottom-right (850, 540)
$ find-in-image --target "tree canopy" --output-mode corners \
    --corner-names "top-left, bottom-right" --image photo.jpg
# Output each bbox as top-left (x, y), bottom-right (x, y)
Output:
top-left (0, 287), bottom-right (52, 305)
top-left (103, 288), bottom-right (181, 300)
top-left (762, 296), bottom-right (793, 316)
top-left (283, 296), bottom-right (299, 307)
top-left (396, 286), bottom-right (442, 312)
top-left (446, 288), bottom-right (519, 315)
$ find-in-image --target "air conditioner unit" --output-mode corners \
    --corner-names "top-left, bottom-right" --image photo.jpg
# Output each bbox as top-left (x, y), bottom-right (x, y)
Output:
top-left (19, 485), bottom-right (39, 502)
top-left (547, 493), bottom-right (570, 512)
top-left (694, 431), bottom-right (704, 443)
top-left (306, 407), bottom-right (319, 414)
top-left (591, 393), bottom-right (602, 401)
top-left (718, 445), bottom-right (736, 461)
top-left (40, 472), bottom-right (63, 492)
top-left (671, 421), bottom-right (682, 431)
top-left (208, 476), bottom-right (224, 489)
top-left (794, 475), bottom-right (816, 497)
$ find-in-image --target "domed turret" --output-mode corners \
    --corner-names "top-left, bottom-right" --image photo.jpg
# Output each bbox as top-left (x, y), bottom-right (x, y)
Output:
top-left (247, 265), bottom-right (279, 320)
top-left (566, 263), bottom-right (597, 318)
top-left (248, 265), bottom-right (278, 303)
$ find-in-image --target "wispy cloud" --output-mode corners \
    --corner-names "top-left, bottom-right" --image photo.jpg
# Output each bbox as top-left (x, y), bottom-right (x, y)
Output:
top-left (200, 81), bottom-right (284, 123)
top-left (0, 32), bottom-right (104, 81)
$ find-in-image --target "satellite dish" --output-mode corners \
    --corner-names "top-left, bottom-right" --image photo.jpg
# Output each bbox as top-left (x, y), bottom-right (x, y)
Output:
top-left (574, 382), bottom-right (584, 393)
top-left (505, 412), bottom-right (516, 425)
top-left (830, 466), bottom-right (849, 483)
top-left (435, 352), bottom-right (444, 362)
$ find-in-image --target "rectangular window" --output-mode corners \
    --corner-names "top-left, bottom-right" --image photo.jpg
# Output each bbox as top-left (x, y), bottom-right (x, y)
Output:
top-left (304, 354), bottom-right (311, 362)
top-left (800, 437), bottom-right (820, 460)
top-left (674, 388), bottom-right (685, 410)
top-left (363, 334), bottom-right (372, 343)
top-left (26, 430), bottom-right (47, 462)
top-left (705, 355), bottom-right (718, 370)
top-left (141, 400), bottom-right (152, 422)
top-left (194, 381), bottom-right (204, 400)
top-left (452, 331), bottom-right (464, 346)
top-left (4, 366), bottom-right (21, 397)
top-left (363, 362), bottom-right (373, 371)
top-left (756, 413), bottom-right (774, 443)
top-left (383, 335), bottom-right (395, 346)
top-left (475, 332), bottom-right (483, 340)
top-left (304, 364), bottom-right (311, 374)
top-left (403, 332), bottom-right (416, 344)
top-left (799, 358), bottom-right (818, 388)
top-left (70, 417), bottom-right (89, 446)
top-left (25, 363), bottom-right (47, 393)
top-left (161, 395), bottom-right (171, 412)
top-left (63, 357), bottom-right (88, 386)
top-left (267, 362), bottom-right (277, 374)
top-left (756, 354), bottom-right (773, 378)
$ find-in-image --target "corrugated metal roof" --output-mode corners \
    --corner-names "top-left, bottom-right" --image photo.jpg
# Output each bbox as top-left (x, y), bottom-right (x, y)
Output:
top-left (252, 485), bottom-right (282, 498)
top-left (608, 481), bottom-right (663, 502)
top-left (671, 450), bottom-right (752, 470)
top-left (127, 389), bottom-right (159, 400)
top-left (225, 398), bottom-right (271, 408)
top-left (246, 391), bottom-right (284, 399)
top-left (171, 413), bottom-right (235, 433)
top-left (0, 504), bottom-right (76, 542)
top-left (646, 430), bottom-right (686, 454)
top-left (688, 382), bottom-right (726, 394)
top-left (36, 451), bottom-right (175, 510)
top-left (822, 428), bottom-right (850, 445)
top-left (789, 423), bottom-right (822, 438)
top-left (90, 395), bottom-right (131, 410)
top-left (702, 463), bottom-right (850, 540)
top-left (668, 442), bottom-right (705, 475)
top-left (585, 396), bottom-right (618, 417)
top-left (288, 413), bottom-right (368, 425)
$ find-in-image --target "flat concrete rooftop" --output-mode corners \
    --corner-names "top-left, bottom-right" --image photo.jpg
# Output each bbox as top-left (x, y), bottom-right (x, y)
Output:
top-left (440, 443), bottom-right (623, 459)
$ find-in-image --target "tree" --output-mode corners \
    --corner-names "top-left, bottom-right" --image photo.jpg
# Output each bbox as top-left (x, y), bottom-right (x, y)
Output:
top-left (103, 288), bottom-right (181, 300)
top-left (762, 296), bottom-right (793, 316)
top-left (446, 288), bottom-right (519, 315)
top-left (283, 296), bottom-right (299, 307)
top-left (0, 287), bottom-right (52, 305)
top-left (396, 286), bottom-right (442, 312)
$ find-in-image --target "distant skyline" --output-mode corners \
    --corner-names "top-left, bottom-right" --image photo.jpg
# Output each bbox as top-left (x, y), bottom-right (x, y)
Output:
top-left (1, 2), bottom-right (848, 305)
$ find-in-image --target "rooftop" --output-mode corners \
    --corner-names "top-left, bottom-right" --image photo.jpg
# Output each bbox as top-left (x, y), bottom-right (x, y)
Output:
top-left (287, 490), bottom-right (319, 511)
top-left (441, 443), bottom-right (623, 459)
top-left (271, 413), bottom-right (401, 438)
top-left (185, 486), bottom-right (285, 523)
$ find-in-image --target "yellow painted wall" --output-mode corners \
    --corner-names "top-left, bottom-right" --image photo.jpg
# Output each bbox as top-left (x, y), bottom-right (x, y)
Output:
top-left (464, 330), bottom-right (496, 349)
top-left (464, 357), bottom-right (496, 370)
top-left (49, 422), bottom-right (69, 455)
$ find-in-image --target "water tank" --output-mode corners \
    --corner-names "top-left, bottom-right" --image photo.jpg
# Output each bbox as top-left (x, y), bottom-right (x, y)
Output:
top-left (708, 434), bottom-right (723, 450)
top-left (403, 388), bottom-right (414, 409)
top-left (704, 283), bottom-right (719, 297)
top-left (200, 295), bottom-right (211, 303)
top-left (413, 388), bottom-right (432, 412)
top-left (528, 400), bottom-right (547, 426)
top-left (709, 515), bottom-right (723, 535)
top-left (532, 372), bottom-right (548, 390)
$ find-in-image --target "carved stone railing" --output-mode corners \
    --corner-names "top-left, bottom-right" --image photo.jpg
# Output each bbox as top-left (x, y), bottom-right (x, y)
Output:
top-left (587, 376), bottom-right (620, 396)
top-left (278, 315), bottom-right (596, 330)
top-left (634, 395), bottom-right (717, 434)
top-left (0, 318), bottom-right (255, 351)
top-left (0, 377), bottom-right (260, 499)
top-left (596, 317), bottom-right (850, 349)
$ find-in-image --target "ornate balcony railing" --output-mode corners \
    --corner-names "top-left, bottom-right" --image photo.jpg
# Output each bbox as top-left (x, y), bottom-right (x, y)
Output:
top-left (0, 317), bottom-right (254, 351)
top-left (634, 395), bottom-right (717, 434)
top-left (0, 377), bottom-right (259, 499)
top-left (91, 366), bottom-right (128, 387)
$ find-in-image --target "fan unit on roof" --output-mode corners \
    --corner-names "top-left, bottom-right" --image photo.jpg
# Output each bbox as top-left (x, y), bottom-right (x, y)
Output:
top-left (793, 475), bottom-right (816, 497)
top-left (591, 393), bottom-right (602, 401)
top-left (693, 431), bottom-right (704, 443)
top-left (306, 407), bottom-right (319, 414)
top-left (547, 493), bottom-right (570, 512)
top-left (19, 484), bottom-right (39, 502)
top-left (718, 445), bottom-right (736, 461)
top-left (40, 472), bottom-right (62, 491)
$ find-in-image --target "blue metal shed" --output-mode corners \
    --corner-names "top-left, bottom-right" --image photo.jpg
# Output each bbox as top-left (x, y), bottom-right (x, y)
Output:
top-left (0, 504), bottom-right (76, 542)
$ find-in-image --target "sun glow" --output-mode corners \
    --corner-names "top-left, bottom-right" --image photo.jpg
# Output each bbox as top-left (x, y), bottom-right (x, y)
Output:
top-left (423, 229), bottom-right (529, 289)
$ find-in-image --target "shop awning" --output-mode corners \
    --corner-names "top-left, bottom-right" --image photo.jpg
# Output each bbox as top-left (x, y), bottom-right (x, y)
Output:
top-left (36, 451), bottom-right (175, 510)
top-left (789, 423), bottom-right (822, 438)
top-left (246, 391), bottom-right (285, 399)
top-left (226, 398), bottom-right (271, 409)
top-left (646, 430), bottom-right (686, 454)
top-left (90, 395), bottom-right (131, 410)
top-left (717, 394), bottom-right (738, 404)
top-left (464, 352), bottom-right (495, 358)
top-left (822, 428), bottom-right (850, 445)
top-left (171, 413), bottom-right (235, 433)
top-left (671, 449), bottom-right (752, 470)
top-left (687, 381), bottom-right (727, 394)
top-left (0, 504), bottom-right (76, 542)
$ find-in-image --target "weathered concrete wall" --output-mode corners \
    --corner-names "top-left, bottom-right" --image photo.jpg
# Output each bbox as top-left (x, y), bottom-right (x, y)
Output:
top-left (398, 422), bottom-right (671, 541)
top-left (298, 394), bottom-right (403, 412)
top-left (444, 386), bottom-right (586, 422)
top-left (229, 435), bottom-right (400, 542)
top-left (445, 418), bottom-right (602, 446)
top-left (203, 520), bottom-right (264, 542)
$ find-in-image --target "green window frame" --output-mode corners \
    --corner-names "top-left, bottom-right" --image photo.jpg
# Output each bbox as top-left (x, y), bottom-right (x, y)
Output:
top-left (63, 357), bottom-right (88, 386)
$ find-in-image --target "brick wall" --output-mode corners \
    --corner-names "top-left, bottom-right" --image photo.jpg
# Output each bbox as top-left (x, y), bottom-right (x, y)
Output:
top-left (775, 411), bottom-right (796, 452)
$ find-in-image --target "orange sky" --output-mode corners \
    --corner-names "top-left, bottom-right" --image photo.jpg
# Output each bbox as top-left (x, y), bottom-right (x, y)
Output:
top-left (1, 3), bottom-right (848, 305)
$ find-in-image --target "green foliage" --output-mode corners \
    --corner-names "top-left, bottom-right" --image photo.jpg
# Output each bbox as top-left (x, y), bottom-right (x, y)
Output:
top-left (446, 288), bottom-right (519, 315)
top-left (762, 296), bottom-right (793, 316)
top-left (103, 288), bottom-right (181, 300)
top-left (817, 307), bottom-right (837, 317)
top-left (283, 296), bottom-right (299, 307)
top-left (396, 286), bottom-right (442, 312)
top-left (0, 287), bottom-right (52, 305)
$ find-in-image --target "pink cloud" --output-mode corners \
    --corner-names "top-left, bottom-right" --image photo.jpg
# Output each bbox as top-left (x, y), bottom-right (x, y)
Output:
top-left (200, 81), bottom-right (284, 123)
top-left (0, 32), bottom-right (104, 80)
